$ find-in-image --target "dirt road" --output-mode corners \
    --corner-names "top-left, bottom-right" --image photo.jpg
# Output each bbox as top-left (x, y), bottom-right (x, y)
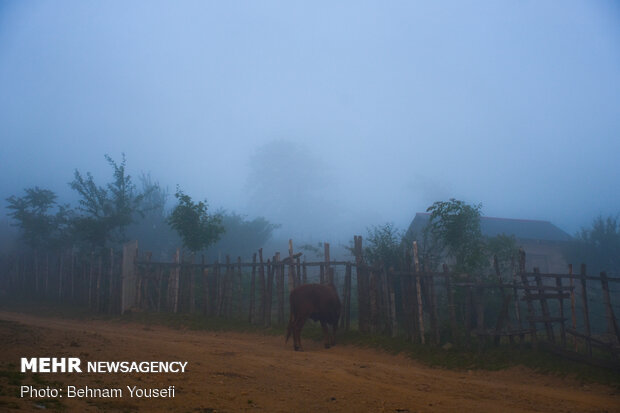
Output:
top-left (0, 311), bottom-right (618, 412)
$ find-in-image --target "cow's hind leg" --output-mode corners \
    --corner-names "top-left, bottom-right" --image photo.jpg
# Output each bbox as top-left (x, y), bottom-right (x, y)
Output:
top-left (294, 317), bottom-right (307, 351)
top-left (285, 312), bottom-right (295, 344)
top-left (331, 322), bottom-right (337, 346)
top-left (320, 321), bottom-right (331, 349)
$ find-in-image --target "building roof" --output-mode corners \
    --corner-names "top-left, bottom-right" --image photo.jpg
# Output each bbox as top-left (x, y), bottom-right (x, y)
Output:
top-left (407, 213), bottom-right (572, 242)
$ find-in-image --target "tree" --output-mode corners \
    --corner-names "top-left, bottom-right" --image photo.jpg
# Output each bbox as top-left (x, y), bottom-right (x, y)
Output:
top-left (5, 187), bottom-right (72, 250)
top-left (568, 215), bottom-right (620, 275)
top-left (70, 154), bottom-right (146, 249)
top-left (364, 223), bottom-right (404, 270)
top-left (167, 188), bottom-right (225, 253)
top-left (125, 173), bottom-right (180, 257)
top-left (425, 199), bottom-right (495, 338)
top-left (425, 199), bottom-right (487, 274)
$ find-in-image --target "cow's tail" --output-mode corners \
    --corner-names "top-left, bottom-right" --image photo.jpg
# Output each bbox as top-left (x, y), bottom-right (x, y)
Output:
top-left (285, 311), bottom-right (295, 343)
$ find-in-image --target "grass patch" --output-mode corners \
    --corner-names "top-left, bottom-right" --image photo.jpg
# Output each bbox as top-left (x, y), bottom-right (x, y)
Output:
top-left (0, 296), bottom-right (287, 336)
top-left (0, 296), bottom-right (100, 320)
top-left (338, 330), bottom-right (620, 387)
top-left (120, 310), bottom-right (287, 337)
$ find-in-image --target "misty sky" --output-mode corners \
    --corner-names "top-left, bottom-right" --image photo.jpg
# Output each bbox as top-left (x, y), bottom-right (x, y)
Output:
top-left (1, 1), bottom-right (619, 241)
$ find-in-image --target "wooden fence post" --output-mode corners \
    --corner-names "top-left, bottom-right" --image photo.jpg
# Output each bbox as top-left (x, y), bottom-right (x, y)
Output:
top-left (413, 241), bottom-right (425, 345)
top-left (108, 249), bottom-right (115, 314)
top-left (569, 264), bottom-right (577, 351)
top-left (249, 253), bottom-right (257, 324)
top-left (215, 259), bottom-right (223, 316)
top-left (288, 239), bottom-right (297, 292)
top-left (34, 250), bottom-right (39, 296)
top-left (473, 278), bottom-right (484, 336)
top-left (354, 236), bottom-right (370, 333)
top-left (199, 255), bottom-right (206, 315)
top-left (343, 263), bottom-right (352, 331)
top-left (45, 252), bottom-right (49, 298)
top-left (580, 264), bottom-right (592, 357)
top-left (202, 266), bottom-right (209, 315)
top-left (429, 272), bottom-right (439, 344)
top-left (379, 267), bottom-right (390, 334)
top-left (265, 259), bottom-right (274, 328)
top-left (302, 260), bottom-right (307, 285)
top-left (369, 268), bottom-right (378, 333)
top-left (135, 251), bottom-right (146, 308)
top-left (534, 267), bottom-right (555, 343)
top-left (387, 270), bottom-right (397, 338)
top-left (258, 248), bottom-right (265, 325)
top-left (276, 253), bottom-right (284, 325)
top-left (444, 264), bottom-right (458, 343)
top-left (97, 255), bottom-right (104, 311)
top-left (493, 255), bottom-right (512, 345)
top-left (555, 274), bottom-right (567, 348)
top-left (70, 249), bottom-right (75, 302)
top-left (188, 253), bottom-right (196, 313)
top-left (88, 252), bottom-right (94, 309)
top-left (121, 241), bottom-right (138, 314)
top-left (512, 257), bottom-right (524, 344)
top-left (58, 251), bottom-right (64, 300)
top-left (324, 243), bottom-right (331, 285)
top-left (519, 248), bottom-right (537, 345)
top-left (399, 265), bottom-right (411, 339)
top-left (225, 255), bottom-right (233, 318)
top-left (171, 249), bottom-right (181, 313)
top-left (236, 257), bottom-right (243, 318)
top-left (220, 256), bottom-right (227, 317)
top-left (600, 271), bottom-right (620, 343)
top-left (136, 252), bottom-right (144, 310)
top-left (158, 263), bottom-right (165, 313)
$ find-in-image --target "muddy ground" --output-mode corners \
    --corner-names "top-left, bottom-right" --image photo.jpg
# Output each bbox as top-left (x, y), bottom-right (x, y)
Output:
top-left (0, 311), bottom-right (618, 412)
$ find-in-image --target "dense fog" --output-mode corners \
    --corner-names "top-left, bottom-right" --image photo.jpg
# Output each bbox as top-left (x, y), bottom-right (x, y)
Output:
top-left (1, 1), bottom-right (619, 256)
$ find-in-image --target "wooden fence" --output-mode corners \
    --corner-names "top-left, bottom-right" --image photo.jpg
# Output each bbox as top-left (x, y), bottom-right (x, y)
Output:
top-left (1, 236), bottom-right (619, 367)
top-left (0, 248), bottom-right (123, 314)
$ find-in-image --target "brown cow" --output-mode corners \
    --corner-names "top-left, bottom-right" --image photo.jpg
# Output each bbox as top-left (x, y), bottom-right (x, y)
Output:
top-left (286, 283), bottom-right (341, 351)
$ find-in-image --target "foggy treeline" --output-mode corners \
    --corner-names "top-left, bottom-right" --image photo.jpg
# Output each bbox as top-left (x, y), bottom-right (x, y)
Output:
top-left (1, 154), bottom-right (279, 262)
top-left (2, 151), bottom-right (619, 281)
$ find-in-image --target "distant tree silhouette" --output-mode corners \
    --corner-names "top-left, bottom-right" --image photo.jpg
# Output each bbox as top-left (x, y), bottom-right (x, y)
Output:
top-left (207, 212), bottom-right (278, 260)
top-left (6, 187), bottom-right (71, 250)
top-left (568, 215), bottom-right (620, 275)
top-left (125, 173), bottom-right (180, 258)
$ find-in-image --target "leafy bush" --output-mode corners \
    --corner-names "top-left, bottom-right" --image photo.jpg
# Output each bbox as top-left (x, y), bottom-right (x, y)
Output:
top-left (167, 188), bottom-right (224, 253)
